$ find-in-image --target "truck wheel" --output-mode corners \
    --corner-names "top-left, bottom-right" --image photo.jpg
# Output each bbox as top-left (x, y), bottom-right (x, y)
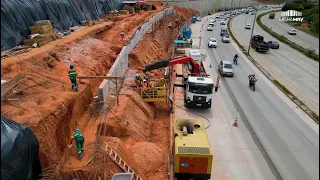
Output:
top-left (184, 100), bottom-right (189, 108)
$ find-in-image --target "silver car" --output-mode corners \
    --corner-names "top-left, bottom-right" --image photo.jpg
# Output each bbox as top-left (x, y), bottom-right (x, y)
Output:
top-left (222, 35), bottom-right (230, 43)
top-left (218, 60), bottom-right (234, 77)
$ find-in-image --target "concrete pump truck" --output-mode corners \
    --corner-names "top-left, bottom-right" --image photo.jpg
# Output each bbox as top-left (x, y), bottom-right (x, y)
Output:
top-left (142, 55), bottom-right (214, 108)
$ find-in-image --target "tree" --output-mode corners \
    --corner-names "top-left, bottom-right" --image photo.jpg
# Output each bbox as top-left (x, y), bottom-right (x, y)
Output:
top-left (310, 13), bottom-right (319, 32)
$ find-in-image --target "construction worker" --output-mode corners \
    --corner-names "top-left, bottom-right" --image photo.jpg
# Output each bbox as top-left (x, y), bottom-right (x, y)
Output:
top-left (156, 78), bottom-right (166, 87)
top-left (144, 73), bottom-right (149, 81)
top-left (135, 74), bottom-right (142, 86)
top-left (69, 129), bottom-right (85, 158)
top-left (68, 64), bottom-right (78, 91)
top-left (149, 78), bottom-right (156, 88)
top-left (142, 79), bottom-right (148, 88)
top-left (190, 39), bottom-right (193, 48)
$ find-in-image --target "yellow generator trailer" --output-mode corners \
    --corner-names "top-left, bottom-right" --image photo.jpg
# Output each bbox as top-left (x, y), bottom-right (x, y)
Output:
top-left (173, 119), bottom-right (213, 180)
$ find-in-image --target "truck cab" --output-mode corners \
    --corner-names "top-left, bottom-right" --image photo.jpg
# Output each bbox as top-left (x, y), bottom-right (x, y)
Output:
top-left (184, 76), bottom-right (214, 108)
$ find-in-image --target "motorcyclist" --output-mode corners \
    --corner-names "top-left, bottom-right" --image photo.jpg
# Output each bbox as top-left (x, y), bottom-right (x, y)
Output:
top-left (248, 74), bottom-right (257, 86)
top-left (233, 54), bottom-right (239, 63)
top-left (234, 54), bottom-right (239, 60)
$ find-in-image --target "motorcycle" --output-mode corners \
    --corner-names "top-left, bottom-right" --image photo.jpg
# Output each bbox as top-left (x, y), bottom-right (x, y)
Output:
top-left (233, 56), bottom-right (238, 65)
top-left (249, 78), bottom-right (258, 91)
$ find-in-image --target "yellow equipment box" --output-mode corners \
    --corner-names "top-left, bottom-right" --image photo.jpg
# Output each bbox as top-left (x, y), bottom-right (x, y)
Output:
top-left (173, 118), bottom-right (213, 180)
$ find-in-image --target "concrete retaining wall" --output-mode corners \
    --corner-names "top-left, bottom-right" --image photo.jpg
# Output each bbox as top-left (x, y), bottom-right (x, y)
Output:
top-left (97, 7), bottom-right (175, 102)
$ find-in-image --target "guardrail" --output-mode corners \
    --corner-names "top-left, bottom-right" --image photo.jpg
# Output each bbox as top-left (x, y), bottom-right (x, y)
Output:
top-left (97, 7), bottom-right (175, 104)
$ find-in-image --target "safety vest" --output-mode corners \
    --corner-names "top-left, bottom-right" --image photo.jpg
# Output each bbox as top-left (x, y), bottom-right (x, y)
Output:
top-left (69, 70), bottom-right (77, 79)
top-left (142, 82), bottom-right (147, 88)
top-left (72, 131), bottom-right (84, 142)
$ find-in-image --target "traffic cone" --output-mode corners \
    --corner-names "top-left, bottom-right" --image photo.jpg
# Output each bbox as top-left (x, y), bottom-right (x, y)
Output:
top-left (233, 118), bottom-right (238, 127)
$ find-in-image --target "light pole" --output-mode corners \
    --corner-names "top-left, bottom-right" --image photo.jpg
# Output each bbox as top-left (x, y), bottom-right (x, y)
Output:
top-left (247, 0), bottom-right (259, 54)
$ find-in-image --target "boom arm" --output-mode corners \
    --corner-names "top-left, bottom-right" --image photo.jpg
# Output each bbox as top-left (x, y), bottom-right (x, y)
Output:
top-left (142, 56), bottom-right (200, 74)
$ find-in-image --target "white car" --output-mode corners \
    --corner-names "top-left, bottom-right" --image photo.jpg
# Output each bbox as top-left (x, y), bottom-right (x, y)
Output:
top-left (209, 22), bottom-right (214, 26)
top-left (288, 29), bottom-right (297, 35)
top-left (196, 17), bottom-right (201, 21)
top-left (222, 35), bottom-right (230, 43)
top-left (216, 15), bottom-right (220, 18)
top-left (210, 19), bottom-right (216, 23)
top-left (245, 24), bottom-right (251, 29)
top-left (220, 20), bottom-right (226, 25)
top-left (207, 25), bottom-right (213, 31)
top-left (208, 38), bottom-right (218, 48)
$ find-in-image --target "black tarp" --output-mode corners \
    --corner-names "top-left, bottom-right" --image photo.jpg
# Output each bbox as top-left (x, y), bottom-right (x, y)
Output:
top-left (1, 116), bottom-right (42, 180)
top-left (1, 0), bottom-right (122, 51)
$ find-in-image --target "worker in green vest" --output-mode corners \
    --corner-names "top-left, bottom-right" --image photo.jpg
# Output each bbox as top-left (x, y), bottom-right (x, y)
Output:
top-left (68, 64), bottom-right (78, 91)
top-left (69, 129), bottom-right (85, 158)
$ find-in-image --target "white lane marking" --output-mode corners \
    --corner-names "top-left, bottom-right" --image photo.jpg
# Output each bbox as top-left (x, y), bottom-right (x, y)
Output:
top-left (222, 113), bottom-right (231, 132)
top-left (302, 76), bottom-right (317, 86)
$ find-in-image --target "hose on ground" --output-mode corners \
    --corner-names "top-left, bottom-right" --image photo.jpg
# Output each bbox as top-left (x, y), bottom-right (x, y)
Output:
top-left (173, 102), bottom-right (212, 129)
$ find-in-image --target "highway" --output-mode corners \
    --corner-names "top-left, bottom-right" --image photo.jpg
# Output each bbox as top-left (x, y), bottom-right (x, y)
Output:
top-left (174, 11), bottom-right (319, 180)
top-left (261, 11), bottom-right (319, 53)
top-left (230, 10), bottom-right (319, 115)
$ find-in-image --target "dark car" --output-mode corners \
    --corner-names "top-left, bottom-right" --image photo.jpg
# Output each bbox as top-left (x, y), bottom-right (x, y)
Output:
top-left (267, 41), bottom-right (279, 49)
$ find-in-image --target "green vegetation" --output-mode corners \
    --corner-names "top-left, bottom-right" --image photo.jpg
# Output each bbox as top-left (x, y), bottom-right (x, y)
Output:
top-left (257, 11), bottom-right (319, 61)
top-left (282, 0), bottom-right (319, 35)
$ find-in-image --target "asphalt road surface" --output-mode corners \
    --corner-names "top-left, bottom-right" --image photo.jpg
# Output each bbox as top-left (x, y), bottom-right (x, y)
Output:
top-left (177, 12), bottom-right (319, 180)
top-left (230, 10), bottom-right (319, 115)
top-left (261, 11), bottom-right (319, 53)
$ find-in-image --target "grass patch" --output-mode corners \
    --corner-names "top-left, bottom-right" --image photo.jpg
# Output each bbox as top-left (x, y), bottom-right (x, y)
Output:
top-left (257, 11), bottom-right (319, 61)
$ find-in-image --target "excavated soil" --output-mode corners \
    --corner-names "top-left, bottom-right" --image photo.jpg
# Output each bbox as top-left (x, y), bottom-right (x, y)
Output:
top-left (1, 3), bottom-right (197, 180)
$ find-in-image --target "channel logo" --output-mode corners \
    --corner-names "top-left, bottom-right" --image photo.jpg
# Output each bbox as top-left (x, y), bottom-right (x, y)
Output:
top-left (279, 10), bottom-right (303, 22)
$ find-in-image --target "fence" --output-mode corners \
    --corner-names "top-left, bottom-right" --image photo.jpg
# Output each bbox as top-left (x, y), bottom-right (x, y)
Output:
top-left (97, 7), bottom-right (174, 102)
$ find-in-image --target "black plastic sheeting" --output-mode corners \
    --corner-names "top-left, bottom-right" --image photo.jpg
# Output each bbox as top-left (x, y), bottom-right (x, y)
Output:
top-left (1, 0), bottom-right (122, 51)
top-left (1, 116), bottom-right (42, 180)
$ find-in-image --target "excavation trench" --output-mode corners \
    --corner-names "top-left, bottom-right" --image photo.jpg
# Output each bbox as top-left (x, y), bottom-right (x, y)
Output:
top-left (1, 5), bottom-right (197, 180)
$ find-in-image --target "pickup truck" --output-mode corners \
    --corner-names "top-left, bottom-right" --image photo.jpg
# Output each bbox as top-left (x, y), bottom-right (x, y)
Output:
top-left (269, 13), bottom-right (275, 19)
top-left (250, 35), bottom-right (270, 52)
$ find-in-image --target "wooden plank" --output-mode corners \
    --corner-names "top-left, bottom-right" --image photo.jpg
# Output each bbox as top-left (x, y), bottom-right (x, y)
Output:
top-left (29, 25), bottom-right (53, 34)
top-left (1, 74), bottom-right (24, 102)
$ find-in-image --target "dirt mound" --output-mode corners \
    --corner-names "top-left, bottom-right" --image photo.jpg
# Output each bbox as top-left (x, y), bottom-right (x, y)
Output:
top-left (131, 142), bottom-right (164, 173)
top-left (173, 6), bottom-right (199, 20)
top-left (102, 90), bottom-right (155, 142)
